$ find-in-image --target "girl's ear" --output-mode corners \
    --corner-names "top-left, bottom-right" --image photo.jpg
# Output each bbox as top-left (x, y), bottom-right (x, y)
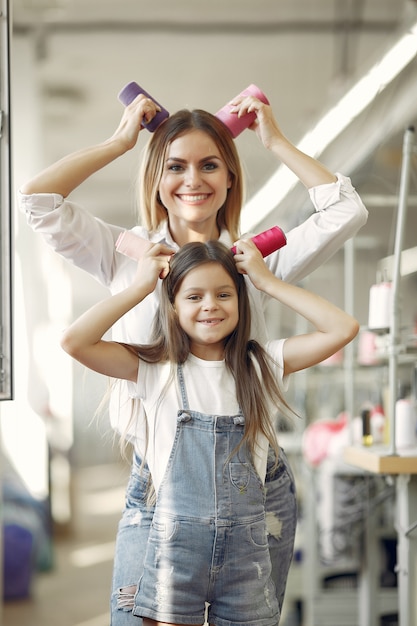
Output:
top-left (227, 174), bottom-right (232, 189)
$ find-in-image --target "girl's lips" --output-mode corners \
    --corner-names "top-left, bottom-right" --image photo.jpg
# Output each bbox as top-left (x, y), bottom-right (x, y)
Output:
top-left (198, 318), bottom-right (223, 325)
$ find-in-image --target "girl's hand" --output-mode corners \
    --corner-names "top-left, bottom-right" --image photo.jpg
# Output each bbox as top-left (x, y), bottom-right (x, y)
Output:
top-left (229, 95), bottom-right (284, 151)
top-left (134, 243), bottom-right (174, 294)
top-left (233, 238), bottom-right (274, 291)
top-left (110, 94), bottom-right (162, 151)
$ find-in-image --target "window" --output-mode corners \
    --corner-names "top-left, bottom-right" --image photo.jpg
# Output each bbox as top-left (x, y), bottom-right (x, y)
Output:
top-left (0, 0), bottom-right (13, 400)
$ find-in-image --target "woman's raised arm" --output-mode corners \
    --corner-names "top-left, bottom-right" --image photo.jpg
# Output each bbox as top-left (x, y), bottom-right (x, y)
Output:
top-left (20, 94), bottom-right (160, 197)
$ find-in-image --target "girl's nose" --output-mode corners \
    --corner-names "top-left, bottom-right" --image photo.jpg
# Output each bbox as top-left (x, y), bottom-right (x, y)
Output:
top-left (202, 295), bottom-right (217, 310)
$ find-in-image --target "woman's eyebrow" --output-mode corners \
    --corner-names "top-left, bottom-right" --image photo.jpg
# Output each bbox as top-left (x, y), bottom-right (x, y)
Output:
top-left (165, 155), bottom-right (222, 164)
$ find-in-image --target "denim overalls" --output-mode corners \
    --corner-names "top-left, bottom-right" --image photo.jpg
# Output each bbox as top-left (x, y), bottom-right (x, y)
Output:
top-left (132, 365), bottom-right (280, 626)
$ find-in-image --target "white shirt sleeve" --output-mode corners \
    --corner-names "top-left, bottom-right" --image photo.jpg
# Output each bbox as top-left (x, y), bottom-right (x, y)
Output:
top-left (18, 191), bottom-right (124, 286)
top-left (18, 172), bottom-right (367, 289)
top-left (265, 173), bottom-right (368, 284)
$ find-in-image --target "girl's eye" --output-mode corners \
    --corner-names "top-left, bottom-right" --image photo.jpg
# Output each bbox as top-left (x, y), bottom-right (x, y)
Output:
top-left (219, 293), bottom-right (231, 299)
top-left (187, 295), bottom-right (202, 301)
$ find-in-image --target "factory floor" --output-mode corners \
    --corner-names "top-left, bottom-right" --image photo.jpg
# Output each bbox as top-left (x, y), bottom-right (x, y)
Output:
top-left (2, 460), bottom-right (302, 626)
top-left (3, 461), bottom-right (129, 626)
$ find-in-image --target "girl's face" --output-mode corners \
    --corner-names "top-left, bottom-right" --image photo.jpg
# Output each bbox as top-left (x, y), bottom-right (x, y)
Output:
top-left (159, 129), bottom-right (232, 238)
top-left (174, 262), bottom-right (239, 361)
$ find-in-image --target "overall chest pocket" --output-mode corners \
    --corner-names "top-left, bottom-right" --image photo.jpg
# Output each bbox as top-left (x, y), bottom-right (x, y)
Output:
top-left (229, 462), bottom-right (251, 492)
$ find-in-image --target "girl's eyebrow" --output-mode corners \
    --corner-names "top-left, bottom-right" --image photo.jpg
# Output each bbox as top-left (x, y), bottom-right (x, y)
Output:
top-left (182, 284), bottom-right (235, 294)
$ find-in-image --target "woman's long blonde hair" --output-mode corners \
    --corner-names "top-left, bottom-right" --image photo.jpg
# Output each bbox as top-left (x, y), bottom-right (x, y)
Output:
top-left (132, 241), bottom-right (291, 468)
top-left (138, 110), bottom-right (245, 243)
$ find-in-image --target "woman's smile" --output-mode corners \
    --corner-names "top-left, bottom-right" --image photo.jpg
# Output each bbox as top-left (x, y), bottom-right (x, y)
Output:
top-left (176, 193), bottom-right (213, 205)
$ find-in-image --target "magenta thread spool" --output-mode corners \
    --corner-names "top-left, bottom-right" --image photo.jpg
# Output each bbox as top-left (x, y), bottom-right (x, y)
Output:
top-left (118, 81), bottom-right (169, 132)
top-left (231, 225), bottom-right (287, 257)
top-left (215, 84), bottom-right (270, 138)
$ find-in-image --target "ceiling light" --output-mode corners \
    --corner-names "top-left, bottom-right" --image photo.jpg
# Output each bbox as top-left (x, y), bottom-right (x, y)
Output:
top-left (241, 21), bottom-right (417, 232)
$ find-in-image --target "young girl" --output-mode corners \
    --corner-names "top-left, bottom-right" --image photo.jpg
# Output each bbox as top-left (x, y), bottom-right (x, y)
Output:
top-left (60, 237), bottom-right (359, 626)
top-left (19, 90), bottom-right (367, 621)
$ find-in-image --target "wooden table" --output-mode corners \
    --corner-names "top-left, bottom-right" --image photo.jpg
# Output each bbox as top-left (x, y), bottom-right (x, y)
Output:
top-left (344, 445), bottom-right (417, 626)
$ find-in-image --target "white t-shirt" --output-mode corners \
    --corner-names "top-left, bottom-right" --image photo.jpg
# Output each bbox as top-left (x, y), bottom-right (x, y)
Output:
top-left (126, 340), bottom-right (286, 492)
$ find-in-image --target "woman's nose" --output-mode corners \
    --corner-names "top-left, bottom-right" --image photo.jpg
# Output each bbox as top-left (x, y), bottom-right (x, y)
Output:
top-left (185, 167), bottom-right (202, 188)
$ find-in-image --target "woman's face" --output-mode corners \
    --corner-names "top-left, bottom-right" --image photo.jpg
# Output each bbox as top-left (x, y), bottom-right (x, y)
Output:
top-left (158, 129), bottom-right (232, 236)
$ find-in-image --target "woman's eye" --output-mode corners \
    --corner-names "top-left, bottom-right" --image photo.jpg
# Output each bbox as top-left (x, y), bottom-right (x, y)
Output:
top-left (168, 164), bottom-right (183, 172)
top-left (202, 162), bottom-right (218, 171)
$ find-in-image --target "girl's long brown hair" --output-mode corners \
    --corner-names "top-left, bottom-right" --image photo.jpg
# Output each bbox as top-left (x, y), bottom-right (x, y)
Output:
top-left (138, 110), bottom-right (244, 243)
top-left (133, 241), bottom-right (290, 468)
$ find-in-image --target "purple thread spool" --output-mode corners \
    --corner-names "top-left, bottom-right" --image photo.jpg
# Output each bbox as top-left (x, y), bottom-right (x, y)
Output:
top-left (215, 84), bottom-right (270, 138)
top-left (118, 81), bottom-right (169, 132)
top-left (231, 226), bottom-right (287, 257)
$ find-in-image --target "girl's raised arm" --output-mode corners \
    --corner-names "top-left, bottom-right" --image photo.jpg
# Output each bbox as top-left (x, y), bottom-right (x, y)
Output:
top-left (60, 244), bottom-right (172, 381)
top-left (234, 240), bottom-right (359, 376)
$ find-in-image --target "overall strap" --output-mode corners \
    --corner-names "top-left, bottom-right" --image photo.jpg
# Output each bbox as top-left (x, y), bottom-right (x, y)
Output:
top-left (176, 364), bottom-right (189, 411)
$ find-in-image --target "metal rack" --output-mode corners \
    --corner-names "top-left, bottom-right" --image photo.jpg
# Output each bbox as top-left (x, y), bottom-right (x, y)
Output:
top-left (344, 126), bottom-right (417, 626)
top-left (386, 126), bottom-right (416, 457)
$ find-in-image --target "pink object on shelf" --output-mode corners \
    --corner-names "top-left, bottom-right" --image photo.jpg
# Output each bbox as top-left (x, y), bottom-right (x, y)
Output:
top-left (231, 225), bottom-right (287, 257)
top-left (215, 84), bottom-right (269, 138)
top-left (357, 330), bottom-right (380, 366)
top-left (302, 415), bottom-right (348, 467)
top-left (117, 82), bottom-right (169, 132)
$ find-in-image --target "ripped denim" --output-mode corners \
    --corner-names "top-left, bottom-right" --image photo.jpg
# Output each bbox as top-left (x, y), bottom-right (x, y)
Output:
top-left (110, 448), bottom-right (297, 625)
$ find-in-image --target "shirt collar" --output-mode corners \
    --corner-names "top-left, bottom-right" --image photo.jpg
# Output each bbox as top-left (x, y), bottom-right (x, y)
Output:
top-left (153, 220), bottom-right (233, 250)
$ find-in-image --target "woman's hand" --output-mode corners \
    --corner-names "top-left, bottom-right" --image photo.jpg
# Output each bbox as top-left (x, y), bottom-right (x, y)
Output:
top-left (229, 95), bottom-right (285, 151)
top-left (110, 94), bottom-right (162, 152)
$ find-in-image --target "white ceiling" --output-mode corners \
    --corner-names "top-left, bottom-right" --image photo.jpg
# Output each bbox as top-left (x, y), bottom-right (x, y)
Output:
top-left (10, 0), bottom-right (417, 250)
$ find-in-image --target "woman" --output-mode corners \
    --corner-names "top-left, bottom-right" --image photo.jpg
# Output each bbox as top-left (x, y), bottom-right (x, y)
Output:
top-left (19, 89), bottom-right (368, 623)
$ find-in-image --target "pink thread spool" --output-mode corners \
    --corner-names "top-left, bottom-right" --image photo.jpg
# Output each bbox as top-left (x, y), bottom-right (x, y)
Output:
top-left (115, 231), bottom-right (153, 260)
top-left (231, 225), bottom-right (287, 257)
top-left (118, 81), bottom-right (169, 132)
top-left (215, 84), bottom-right (270, 138)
